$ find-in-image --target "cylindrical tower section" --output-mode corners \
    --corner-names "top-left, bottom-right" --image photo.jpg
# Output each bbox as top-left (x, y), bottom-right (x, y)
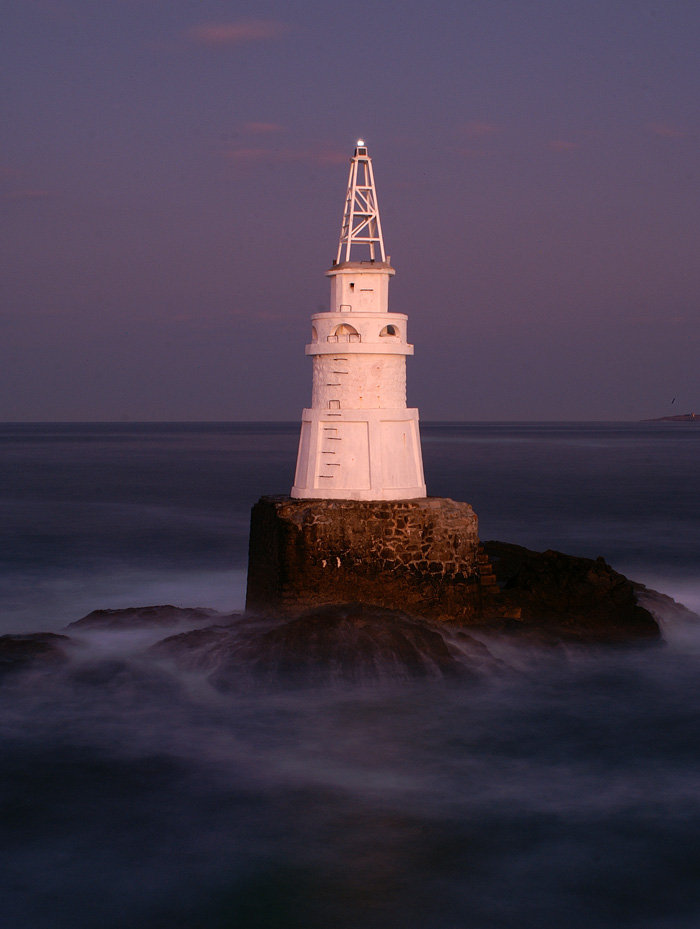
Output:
top-left (309, 309), bottom-right (410, 346)
top-left (311, 354), bottom-right (407, 410)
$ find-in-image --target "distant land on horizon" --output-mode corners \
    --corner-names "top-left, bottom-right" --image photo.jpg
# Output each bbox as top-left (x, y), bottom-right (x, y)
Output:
top-left (642, 413), bottom-right (699, 423)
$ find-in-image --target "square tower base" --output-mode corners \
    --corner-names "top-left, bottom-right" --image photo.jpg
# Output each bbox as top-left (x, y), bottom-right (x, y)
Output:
top-left (245, 495), bottom-right (492, 623)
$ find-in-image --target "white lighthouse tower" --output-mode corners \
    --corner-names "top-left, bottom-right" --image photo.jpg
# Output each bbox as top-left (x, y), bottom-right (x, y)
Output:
top-left (291, 140), bottom-right (426, 501)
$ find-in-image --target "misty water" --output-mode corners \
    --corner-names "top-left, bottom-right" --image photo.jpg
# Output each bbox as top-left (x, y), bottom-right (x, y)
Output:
top-left (1, 422), bottom-right (700, 928)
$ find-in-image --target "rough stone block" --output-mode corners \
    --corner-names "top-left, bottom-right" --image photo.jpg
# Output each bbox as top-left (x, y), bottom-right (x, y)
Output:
top-left (245, 495), bottom-right (484, 622)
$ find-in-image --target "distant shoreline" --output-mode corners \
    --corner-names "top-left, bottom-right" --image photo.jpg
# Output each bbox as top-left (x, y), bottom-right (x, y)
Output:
top-left (642, 413), bottom-right (699, 423)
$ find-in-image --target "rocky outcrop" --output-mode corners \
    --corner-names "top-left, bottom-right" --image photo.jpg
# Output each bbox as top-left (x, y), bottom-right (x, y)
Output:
top-left (151, 603), bottom-right (499, 686)
top-left (0, 537), bottom-right (676, 691)
top-left (633, 583), bottom-right (700, 626)
top-left (0, 514), bottom-right (667, 691)
top-left (481, 541), bottom-right (660, 642)
top-left (66, 605), bottom-right (233, 631)
top-left (149, 623), bottom-right (244, 674)
top-left (0, 633), bottom-right (73, 674)
top-left (244, 496), bottom-right (660, 641)
top-left (246, 495), bottom-right (483, 622)
top-left (236, 603), bottom-right (461, 682)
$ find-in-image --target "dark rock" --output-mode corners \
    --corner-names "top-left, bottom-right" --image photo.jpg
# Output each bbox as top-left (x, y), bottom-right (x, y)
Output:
top-left (0, 633), bottom-right (72, 674)
top-left (234, 603), bottom-right (465, 684)
top-left (244, 496), bottom-right (661, 642)
top-left (67, 658), bottom-right (184, 699)
top-left (66, 605), bottom-right (237, 631)
top-left (151, 604), bottom-right (488, 686)
top-left (481, 541), bottom-right (660, 642)
top-left (633, 583), bottom-right (700, 626)
top-left (150, 623), bottom-right (246, 674)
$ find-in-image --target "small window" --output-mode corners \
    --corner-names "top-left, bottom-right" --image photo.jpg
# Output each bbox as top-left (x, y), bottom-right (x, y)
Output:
top-left (380, 324), bottom-right (399, 337)
top-left (329, 400), bottom-right (340, 410)
top-left (311, 325), bottom-right (318, 343)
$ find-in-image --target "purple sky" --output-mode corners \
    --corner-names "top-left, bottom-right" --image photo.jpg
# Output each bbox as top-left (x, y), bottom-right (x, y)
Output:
top-left (2, 0), bottom-right (698, 421)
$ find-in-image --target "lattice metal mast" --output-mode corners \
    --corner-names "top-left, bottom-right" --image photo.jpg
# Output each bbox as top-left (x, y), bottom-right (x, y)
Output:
top-left (336, 140), bottom-right (386, 264)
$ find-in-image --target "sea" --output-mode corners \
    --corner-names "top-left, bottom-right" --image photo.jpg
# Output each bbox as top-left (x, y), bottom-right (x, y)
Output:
top-left (1, 421), bottom-right (699, 929)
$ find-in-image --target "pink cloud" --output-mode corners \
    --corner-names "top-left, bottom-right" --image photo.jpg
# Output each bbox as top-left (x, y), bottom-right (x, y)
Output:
top-left (648, 122), bottom-right (687, 139)
top-left (463, 121), bottom-right (501, 138)
top-left (547, 140), bottom-right (579, 152)
top-left (242, 122), bottom-right (284, 135)
top-left (188, 20), bottom-right (287, 45)
top-left (312, 149), bottom-right (350, 166)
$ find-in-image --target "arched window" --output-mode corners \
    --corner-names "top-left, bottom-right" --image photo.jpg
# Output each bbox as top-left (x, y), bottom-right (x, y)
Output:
top-left (380, 324), bottom-right (399, 337)
top-left (332, 323), bottom-right (360, 343)
top-left (311, 325), bottom-right (318, 343)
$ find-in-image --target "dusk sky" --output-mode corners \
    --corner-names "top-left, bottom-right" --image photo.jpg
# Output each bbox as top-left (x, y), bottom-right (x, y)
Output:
top-left (2, 0), bottom-right (698, 421)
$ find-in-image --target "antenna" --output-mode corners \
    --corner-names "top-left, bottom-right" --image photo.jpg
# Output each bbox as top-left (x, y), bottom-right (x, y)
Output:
top-left (336, 140), bottom-right (387, 264)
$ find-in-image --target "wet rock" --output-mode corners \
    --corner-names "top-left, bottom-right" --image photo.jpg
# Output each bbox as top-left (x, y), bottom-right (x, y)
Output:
top-left (67, 657), bottom-right (185, 699)
top-left (481, 541), bottom-right (660, 643)
top-left (150, 623), bottom-right (246, 674)
top-left (234, 603), bottom-right (467, 684)
top-left (0, 633), bottom-right (72, 674)
top-left (151, 604), bottom-right (483, 686)
top-left (66, 605), bottom-right (238, 631)
top-left (633, 583), bottom-right (700, 626)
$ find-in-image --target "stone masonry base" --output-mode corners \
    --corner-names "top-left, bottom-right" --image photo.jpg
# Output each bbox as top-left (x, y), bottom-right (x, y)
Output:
top-left (245, 495), bottom-right (499, 623)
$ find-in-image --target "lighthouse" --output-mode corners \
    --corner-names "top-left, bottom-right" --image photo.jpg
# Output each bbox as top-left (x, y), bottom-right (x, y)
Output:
top-left (291, 141), bottom-right (427, 501)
